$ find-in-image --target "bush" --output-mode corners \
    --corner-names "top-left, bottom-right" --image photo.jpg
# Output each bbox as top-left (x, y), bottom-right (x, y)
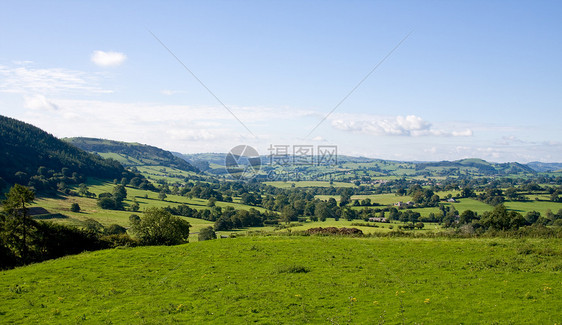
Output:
top-left (105, 224), bottom-right (127, 235)
top-left (83, 218), bottom-right (104, 234)
top-left (70, 203), bottom-right (80, 212)
top-left (130, 207), bottom-right (191, 245)
top-left (97, 197), bottom-right (116, 210)
top-left (198, 226), bottom-right (217, 241)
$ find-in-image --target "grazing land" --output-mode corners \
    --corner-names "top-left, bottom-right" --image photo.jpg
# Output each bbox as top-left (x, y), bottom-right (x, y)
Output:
top-left (1, 236), bottom-right (560, 324)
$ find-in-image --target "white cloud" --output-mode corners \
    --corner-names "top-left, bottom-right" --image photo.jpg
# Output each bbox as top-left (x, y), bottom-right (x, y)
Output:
top-left (0, 64), bottom-right (111, 94)
top-left (330, 114), bottom-right (473, 137)
top-left (23, 94), bottom-right (58, 111)
top-left (90, 51), bottom-right (127, 67)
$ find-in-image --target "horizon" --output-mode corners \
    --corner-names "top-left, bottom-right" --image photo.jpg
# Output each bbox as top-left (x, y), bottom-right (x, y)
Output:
top-left (1, 1), bottom-right (561, 163)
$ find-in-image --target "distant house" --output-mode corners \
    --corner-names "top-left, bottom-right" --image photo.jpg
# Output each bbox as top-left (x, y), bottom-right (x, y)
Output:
top-left (447, 198), bottom-right (457, 203)
top-left (369, 217), bottom-right (389, 223)
top-left (395, 201), bottom-right (414, 208)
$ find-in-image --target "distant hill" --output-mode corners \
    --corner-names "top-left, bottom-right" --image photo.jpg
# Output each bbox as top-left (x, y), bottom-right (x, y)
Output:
top-left (182, 151), bottom-right (536, 177)
top-left (526, 161), bottom-right (562, 173)
top-left (65, 137), bottom-right (197, 173)
top-left (415, 158), bottom-right (535, 176)
top-left (0, 115), bottom-right (134, 191)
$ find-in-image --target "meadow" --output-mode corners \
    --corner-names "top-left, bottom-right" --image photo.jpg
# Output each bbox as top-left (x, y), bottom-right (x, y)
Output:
top-left (0, 236), bottom-right (560, 324)
top-left (264, 181), bottom-right (356, 188)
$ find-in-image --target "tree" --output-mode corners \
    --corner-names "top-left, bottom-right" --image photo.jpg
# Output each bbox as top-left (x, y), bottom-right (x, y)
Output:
top-left (481, 204), bottom-right (524, 231)
top-left (461, 187), bottom-right (475, 198)
top-left (314, 202), bottom-right (330, 222)
top-left (198, 226), bottom-right (217, 241)
top-left (98, 197), bottom-right (116, 210)
top-left (131, 208), bottom-right (191, 245)
top-left (459, 210), bottom-right (477, 225)
top-left (129, 201), bottom-right (140, 212)
top-left (70, 203), bottom-right (80, 212)
top-left (207, 197), bottom-right (217, 207)
top-left (83, 218), bottom-right (104, 234)
top-left (158, 191), bottom-right (167, 201)
top-left (2, 184), bottom-right (35, 263)
top-left (525, 211), bottom-right (541, 224)
top-left (339, 193), bottom-right (351, 207)
top-left (129, 214), bottom-right (141, 225)
top-left (281, 206), bottom-right (297, 223)
top-left (113, 185), bottom-right (127, 203)
top-left (105, 224), bottom-right (127, 235)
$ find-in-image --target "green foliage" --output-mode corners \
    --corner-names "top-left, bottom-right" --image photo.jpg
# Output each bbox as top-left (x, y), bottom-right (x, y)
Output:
top-left (130, 207), bottom-right (191, 245)
top-left (105, 224), bottom-right (127, 235)
top-left (97, 197), bottom-right (117, 210)
top-left (70, 203), bottom-right (80, 212)
top-left (198, 226), bottom-right (217, 241)
top-left (480, 204), bottom-right (526, 231)
top-left (0, 115), bottom-right (139, 192)
top-left (1, 184), bottom-right (35, 263)
top-left (112, 185), bottom-right (127, 203)
top-left (65, 137), bottom-right (197, 172)
top-left (83, 218), bottom-right (104, 234)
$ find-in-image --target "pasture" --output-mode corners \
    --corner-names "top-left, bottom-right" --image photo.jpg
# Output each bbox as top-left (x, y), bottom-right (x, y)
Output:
top-left (0, 236), bottom-right (560, 324)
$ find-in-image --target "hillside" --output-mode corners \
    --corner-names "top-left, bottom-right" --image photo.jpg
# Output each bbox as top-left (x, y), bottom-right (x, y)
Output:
top-left (65, 137), bottom-right (197, 172)
top-left (415, 158), bottom-right (535, 176)
top-left (527, 161), bottom-right (562, 173)
top-left (0, 236), bottom-right (560, 323)
top-left (0, 116), bottom-right (133, 191)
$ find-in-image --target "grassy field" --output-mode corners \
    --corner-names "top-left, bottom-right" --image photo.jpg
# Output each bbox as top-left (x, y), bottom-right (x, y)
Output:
top-left (264, 181), bottom-right (356, 188)
top-left (317, 193), bottom-right (562, 218)
top-left (135, 166), bottom-right (198, 184)
top-left (28, 180), bottom-right (269, 239)
top-left (1, 236), bottom-right (560, 324)
top-left (274, 218), bottom-right (442, 233)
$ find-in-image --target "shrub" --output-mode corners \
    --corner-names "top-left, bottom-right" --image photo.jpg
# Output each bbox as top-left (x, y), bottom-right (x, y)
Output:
top-left (70, 203), bottom-right (80, 212)
top-left (97, 197), bottom-right (116, 210)
top-left (198, 226), bottom-right (217, 241)
top-left (130, 207), bottom-right (191, 245)
top-left (83, 218), bottom-right (104, 234)
top-left (105, 224), bottom-right (127, 235)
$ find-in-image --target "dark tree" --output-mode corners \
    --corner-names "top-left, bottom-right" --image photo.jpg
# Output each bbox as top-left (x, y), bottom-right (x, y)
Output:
top-left (198, 226), bottom-right (217, 241)
top-left (70, 203), bottom-right (80, 212)
top-left (2, 184), bottom-right (35, 262)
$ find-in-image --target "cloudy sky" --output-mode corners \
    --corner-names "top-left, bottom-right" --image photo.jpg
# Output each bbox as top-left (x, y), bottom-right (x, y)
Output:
top-left (1, 1), bottom-right (561, 162)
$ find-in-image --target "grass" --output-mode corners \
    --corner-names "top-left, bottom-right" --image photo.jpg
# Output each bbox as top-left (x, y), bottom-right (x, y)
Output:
top-left (0, 236), bottom-right (560, 323)
top-left (264, 181), bottom-right (356, 188)
top-left (29, 180), bottom-right (270, 239)
top-left (274, 218), bottom-right (442, 233)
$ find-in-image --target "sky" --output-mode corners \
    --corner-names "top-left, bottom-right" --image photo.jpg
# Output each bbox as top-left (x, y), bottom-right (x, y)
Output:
top-left (0, 0), bottom-right (561, 162)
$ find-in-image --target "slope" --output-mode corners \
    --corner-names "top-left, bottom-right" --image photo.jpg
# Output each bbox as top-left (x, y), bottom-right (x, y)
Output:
top-left (0, 115), bottom-right (132, 190)
top-left (65, 137), bottom-right (197, 172)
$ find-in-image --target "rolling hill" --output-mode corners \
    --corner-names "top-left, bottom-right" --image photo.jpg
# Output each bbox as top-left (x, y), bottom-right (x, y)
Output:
top-left (0, 115), bottom-right (134, 190)
top-left (65, 137), bottom-right (198, 173)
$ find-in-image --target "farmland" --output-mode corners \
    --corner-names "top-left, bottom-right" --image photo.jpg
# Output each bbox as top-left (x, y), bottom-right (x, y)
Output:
top-left (1, 236), bottom-right (560, 324)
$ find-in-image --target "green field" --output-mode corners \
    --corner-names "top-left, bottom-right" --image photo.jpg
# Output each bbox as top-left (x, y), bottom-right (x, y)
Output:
top-left (29, 180), bottom-right (271, 239)
top-left (1, 236), bottom-right (560, 324)
top-left (317, 193), bottom-right (562, 218)
top-left (264, 181), bottom-right (356, 188)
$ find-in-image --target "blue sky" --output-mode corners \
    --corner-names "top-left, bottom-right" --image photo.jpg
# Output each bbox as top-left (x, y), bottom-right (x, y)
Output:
top-left (1, 1), bottom-right (561, 162)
